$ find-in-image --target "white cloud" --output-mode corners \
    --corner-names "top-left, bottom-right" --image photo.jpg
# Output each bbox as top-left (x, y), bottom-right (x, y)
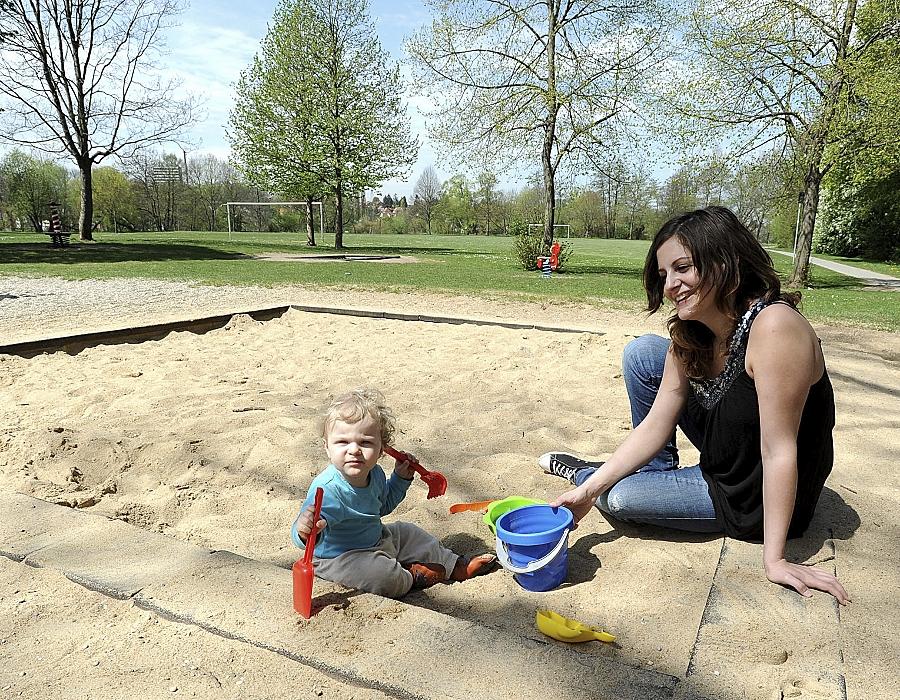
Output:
top-left (164, 23), bottom-right (263, 155)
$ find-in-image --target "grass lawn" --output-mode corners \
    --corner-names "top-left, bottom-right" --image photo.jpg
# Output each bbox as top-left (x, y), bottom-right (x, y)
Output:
top-left (1, 230), bottom-right (897, 331)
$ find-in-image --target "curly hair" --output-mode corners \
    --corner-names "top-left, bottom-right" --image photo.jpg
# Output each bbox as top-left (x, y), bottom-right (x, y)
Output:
top-left (322, 387), bottom-right (396, 445)
top-left (642, 206), bottom-right (799, 379)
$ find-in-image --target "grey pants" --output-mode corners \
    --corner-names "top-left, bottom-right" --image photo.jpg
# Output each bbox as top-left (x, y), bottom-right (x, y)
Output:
top-left (313, 521), bottom-right (460, 598)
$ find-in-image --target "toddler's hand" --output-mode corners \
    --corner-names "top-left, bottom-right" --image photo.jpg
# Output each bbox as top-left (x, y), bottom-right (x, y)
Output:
top-left (393, 451), bottom-right (417, 481)
top-left (296, 504), bottom-right (326, 543)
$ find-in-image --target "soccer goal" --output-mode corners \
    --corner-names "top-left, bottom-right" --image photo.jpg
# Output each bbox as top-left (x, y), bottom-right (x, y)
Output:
top-left (225, 201), bottom-right (325, 242)
top-left (528, 223), bottom-right (571, 239)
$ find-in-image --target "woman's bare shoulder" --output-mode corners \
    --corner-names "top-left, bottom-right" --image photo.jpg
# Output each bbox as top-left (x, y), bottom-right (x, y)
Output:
top-left (747, 302), bottom-right (821, 378)
top-left (751, 302), bottom-right (814, 338)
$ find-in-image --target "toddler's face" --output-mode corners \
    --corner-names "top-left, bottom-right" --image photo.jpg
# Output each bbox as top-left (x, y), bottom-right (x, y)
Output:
top-left (325, 415), bottom-right (383, 487)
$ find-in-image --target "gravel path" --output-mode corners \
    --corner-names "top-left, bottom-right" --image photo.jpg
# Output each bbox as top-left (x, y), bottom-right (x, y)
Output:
top-left (0, 276), bottom-right (304, 343)
top-left (0, 275), bottom-right (650, 346)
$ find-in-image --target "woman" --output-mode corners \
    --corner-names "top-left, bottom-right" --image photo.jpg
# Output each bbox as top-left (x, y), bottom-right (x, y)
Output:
top-left (544, 206), bottom-right (849, 603)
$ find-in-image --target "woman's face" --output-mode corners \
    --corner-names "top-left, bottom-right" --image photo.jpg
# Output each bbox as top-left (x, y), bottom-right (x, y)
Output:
top-left (656, 237), bottom-right (714, 322)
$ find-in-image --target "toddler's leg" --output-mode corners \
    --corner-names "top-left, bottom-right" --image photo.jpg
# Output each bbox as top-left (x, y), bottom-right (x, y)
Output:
top-left (388, 522), bottom-right (496, 585)
top-left (313, 533), bottom-right (414, 599)
top-left (387, 521), bottom-right (459, 576)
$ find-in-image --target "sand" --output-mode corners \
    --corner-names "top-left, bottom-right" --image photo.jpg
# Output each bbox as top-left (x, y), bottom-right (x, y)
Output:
top-left (0, 277), bottom-right (898, 699)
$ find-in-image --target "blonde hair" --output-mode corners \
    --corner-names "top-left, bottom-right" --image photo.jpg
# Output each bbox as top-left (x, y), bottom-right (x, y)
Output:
top-left (322, 388), bottom-right (396, 445)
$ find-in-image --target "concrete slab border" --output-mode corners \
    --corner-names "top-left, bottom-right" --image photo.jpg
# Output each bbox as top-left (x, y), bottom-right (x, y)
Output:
top-left (1, 492), bottom-right (678, 700)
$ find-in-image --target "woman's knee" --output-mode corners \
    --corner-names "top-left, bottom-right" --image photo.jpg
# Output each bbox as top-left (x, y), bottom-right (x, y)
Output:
top-left (602, 483), bottom-right (631, 518)
top-left (622, 334), bottom-right (669, 379)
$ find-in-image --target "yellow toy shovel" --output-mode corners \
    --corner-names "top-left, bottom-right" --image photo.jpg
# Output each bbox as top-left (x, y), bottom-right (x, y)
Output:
top-left (536, 609), bottom-right (616, 643)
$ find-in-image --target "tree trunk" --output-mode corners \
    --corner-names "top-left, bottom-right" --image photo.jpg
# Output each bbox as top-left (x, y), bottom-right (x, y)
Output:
top-left (78, 160), bottom-right (94, 240)
top-left (334, 183), bottom-right (344, 249)
top-left (305, 196), bottom-right (316, 246)
top-left (541, 2), bottom-right (559, 255)
top-left (541, 126), bottom-right (555, 254)
top-left (788, 164), bottom-right (822, 287)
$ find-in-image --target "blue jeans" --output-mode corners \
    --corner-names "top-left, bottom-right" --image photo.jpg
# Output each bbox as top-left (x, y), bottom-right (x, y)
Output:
top-left (573, 334), bottom-right (721, 534)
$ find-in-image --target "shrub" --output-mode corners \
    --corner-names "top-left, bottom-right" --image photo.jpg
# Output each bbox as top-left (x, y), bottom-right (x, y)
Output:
top-left (513, 223), bottom-right (574, 271)
top-left (269, 211), bottom-right (303, 232)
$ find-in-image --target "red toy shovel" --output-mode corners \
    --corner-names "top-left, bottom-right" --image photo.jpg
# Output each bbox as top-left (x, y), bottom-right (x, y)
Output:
top-left (293, 486), bottom-right (324, 619)
top-left (383, 445), bottom-right (448, 499)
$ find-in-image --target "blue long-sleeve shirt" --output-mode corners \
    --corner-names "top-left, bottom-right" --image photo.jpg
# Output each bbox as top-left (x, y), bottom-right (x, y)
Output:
top-left (291, 463), bottom-right (412, 559)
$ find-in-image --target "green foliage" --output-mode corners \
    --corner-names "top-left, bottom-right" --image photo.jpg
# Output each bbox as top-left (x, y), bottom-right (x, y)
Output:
top-left (816, 172), bottom-right (900, 261)
top-left (816, 0), bottom-right (900, 262)
top-left (269, 211), bottom-right (304, 232)
top-left (0, 150), bottom-right (69, 231)
top-left (91, 166), bottom-right (137, 233)
top-left (433, 175), bottom-right (476, 235)
top-left (352, 212), bottom-right (413, 235)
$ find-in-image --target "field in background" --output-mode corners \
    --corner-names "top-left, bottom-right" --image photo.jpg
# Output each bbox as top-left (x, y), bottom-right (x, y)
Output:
top-left (1, 230), bottom-right (896, 331)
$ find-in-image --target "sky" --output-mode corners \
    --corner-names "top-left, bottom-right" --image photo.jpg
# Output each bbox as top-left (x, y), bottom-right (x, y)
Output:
top-left (166, 0), bottom-right (457, 200)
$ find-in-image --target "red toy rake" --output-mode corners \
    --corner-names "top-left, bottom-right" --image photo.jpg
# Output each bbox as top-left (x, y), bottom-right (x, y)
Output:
top-left (383, 445), bottom-right (447, 499)
top-left (292, 486), bottom-right (324, 619)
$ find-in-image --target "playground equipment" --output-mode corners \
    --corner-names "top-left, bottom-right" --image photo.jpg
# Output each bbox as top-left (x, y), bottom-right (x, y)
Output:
top-left (45, 202), bottom-right (71, 247)
top-left (536, 241), bottom-right (561, 274)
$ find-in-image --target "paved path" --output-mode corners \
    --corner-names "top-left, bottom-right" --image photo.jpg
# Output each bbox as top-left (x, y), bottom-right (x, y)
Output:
top-left (771, 250), bottom-right (900, 289)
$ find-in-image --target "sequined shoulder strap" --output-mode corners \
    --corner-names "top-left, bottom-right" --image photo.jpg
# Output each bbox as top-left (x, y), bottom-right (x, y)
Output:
top-left (689, 299), bottom-right (770, 409)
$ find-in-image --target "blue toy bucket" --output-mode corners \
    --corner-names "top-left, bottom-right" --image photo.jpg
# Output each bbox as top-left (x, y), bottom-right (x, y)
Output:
top-left (495, 504), bottom-right (573, 592)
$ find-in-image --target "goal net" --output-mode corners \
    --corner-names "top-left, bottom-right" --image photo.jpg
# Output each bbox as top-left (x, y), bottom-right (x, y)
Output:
top-left (225, 201), bottom-right (324, 242)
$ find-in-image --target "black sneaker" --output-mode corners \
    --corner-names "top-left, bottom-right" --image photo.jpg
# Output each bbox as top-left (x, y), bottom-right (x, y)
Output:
top-left (538, 452), bottom-right (604, 484)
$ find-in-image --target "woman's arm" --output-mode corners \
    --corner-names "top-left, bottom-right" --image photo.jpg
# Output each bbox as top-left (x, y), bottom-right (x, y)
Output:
top-left (747, 306), bottom-right (850, 604)
top-left (550, 346), bottom-right (690, 524)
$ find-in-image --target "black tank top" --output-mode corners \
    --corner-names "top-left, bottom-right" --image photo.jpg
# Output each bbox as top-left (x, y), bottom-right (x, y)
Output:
top-left (688, 300), bottom-right (835, 541)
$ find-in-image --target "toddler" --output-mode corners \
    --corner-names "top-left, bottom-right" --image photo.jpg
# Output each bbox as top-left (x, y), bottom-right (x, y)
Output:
top-left (293, 388), bottom-right (495, 598)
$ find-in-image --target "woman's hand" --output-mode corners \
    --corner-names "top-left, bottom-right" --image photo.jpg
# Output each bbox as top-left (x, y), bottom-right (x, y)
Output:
top-left (392, 451), bottom-right (416, 481)
top-left (549, 484), bottom-right (597, 527)
top-left (765, 558), bottom-right (851, 605)
top-left (295, 505), bottom-right (327, 543)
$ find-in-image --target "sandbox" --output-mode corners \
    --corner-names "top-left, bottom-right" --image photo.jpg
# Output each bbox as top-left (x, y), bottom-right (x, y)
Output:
top-left (1, 298), bottom-right (897, 699)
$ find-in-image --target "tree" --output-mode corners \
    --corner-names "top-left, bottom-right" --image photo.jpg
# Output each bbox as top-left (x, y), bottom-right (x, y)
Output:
top-left (229, 0), bottom-right (417, 249)
top-left (0, 0), bottom-right (196, 240)
top-left (125, 151), bottom-right (184, 232)
top-left (91, 166), bottom-right (136, 233)
top-left (565, 189), bottom-right (604, 237)
top-left (816, 0), bottom-right (900, 260)
top-left (0, 1), bottom-right (13, 44)
top-left (0, 150), bottom-right (68, 231)
top-left (413, 165), bottom-right (441, 234)
top-left (409, 0), bottom-right (668, 253)
top-left (229, 0), bottom-right (324, 245)
top-left (434, 175), bottom-right (475, 234)
top-left (474, 170), bottom-right (499, 235)
top-left (670, 0), bottom-right (900, 284)
top-left (192, 155), bottom-right (236, 231)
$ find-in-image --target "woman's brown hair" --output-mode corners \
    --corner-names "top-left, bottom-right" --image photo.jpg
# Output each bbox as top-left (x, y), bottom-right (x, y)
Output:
top-left (642, 206), bottom-right (799, 379)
